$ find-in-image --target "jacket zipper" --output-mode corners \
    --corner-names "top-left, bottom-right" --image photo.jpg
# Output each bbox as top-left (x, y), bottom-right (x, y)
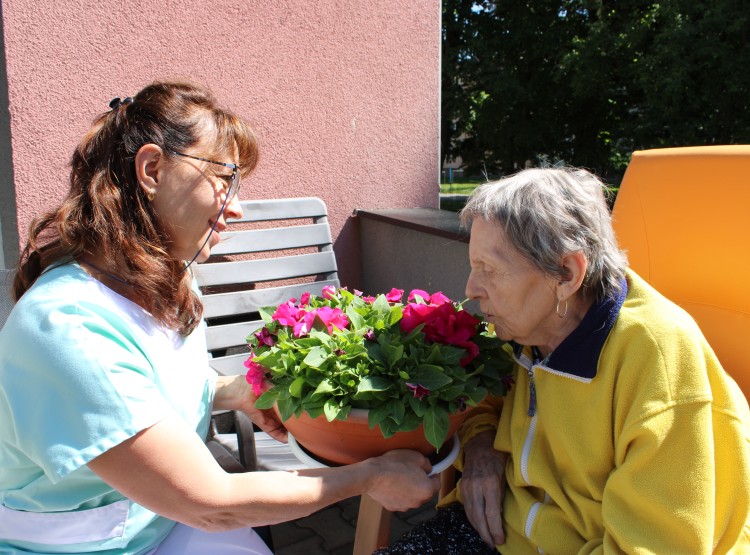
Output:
top-left (527, 367), bottom-right (537, 417)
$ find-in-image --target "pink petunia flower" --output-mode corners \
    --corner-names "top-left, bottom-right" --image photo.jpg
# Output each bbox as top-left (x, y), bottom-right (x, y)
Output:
top-left (401, 302), bottom-right (481, 366)
top-left (427, 291), bottom-right (451, 306)
top-left (385, 288), bottom-right (404, 303)
top-left (272, 300), bottom-right (304, 327)
top-left (406, 382), bottom-right (430, 399)
top-left (293, 306), bottom-right (350, 337)
top-left (299, 292), bottom-right (311, 306)
top-left (244, 358), bottom-right (268, 397)
top-left (254, 327), bottom-right (275, 347)
top-left (321, 285), bottom-right (337, 300)
top-left (408, 289), bottom-right (431, 303)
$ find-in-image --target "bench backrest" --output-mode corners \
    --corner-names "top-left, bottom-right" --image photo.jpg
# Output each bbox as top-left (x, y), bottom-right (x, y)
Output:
top-left (194, 197), bottom-right (340, 376)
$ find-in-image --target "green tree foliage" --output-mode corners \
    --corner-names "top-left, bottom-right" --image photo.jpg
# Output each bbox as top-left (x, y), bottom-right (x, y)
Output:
top-left (443, 0), bottom-right (750, 181)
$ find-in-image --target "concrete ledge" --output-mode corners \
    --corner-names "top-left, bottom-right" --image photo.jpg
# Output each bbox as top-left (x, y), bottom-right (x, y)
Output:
top-left (353, 208), bottom-right (469, 243)
top-left (353, 208), bottom-right (476, 313)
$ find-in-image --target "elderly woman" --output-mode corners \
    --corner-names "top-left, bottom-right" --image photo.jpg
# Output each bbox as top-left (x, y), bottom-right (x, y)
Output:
top-left (376, 167), bottom-right (750, 554)
top-left (0, 81), bottom-right (439, 555)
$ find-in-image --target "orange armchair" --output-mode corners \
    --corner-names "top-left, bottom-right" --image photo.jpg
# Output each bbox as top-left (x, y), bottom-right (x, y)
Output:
top-left (611, 145), bottom-right (750, 398)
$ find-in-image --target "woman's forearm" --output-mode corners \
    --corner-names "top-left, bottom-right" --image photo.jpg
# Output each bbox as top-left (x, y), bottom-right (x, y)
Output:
top-left (89, 414), bottom-right (438, 531)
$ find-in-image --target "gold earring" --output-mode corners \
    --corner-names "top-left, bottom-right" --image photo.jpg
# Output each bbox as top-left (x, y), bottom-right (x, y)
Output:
top-left (556, 298), bottom-right (568, 318)
top-left (146, 190), bottom-right (155, 202)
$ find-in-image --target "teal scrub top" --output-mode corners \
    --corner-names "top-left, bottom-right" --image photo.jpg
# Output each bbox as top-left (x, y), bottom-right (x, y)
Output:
top-left (0, 263), bottom-right (216, 554)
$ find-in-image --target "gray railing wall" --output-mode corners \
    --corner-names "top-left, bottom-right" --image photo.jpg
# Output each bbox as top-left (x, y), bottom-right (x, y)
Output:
top-left (354, 208), bottom-right (477, 314)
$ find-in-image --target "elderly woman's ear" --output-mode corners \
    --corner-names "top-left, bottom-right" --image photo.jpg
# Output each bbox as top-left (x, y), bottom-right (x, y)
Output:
top-left (557, 251), bottom-right (588, 301)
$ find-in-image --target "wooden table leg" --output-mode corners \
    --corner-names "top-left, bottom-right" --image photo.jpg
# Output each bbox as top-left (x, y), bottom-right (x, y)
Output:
top-left (353, 494), bottom-right (392, 555)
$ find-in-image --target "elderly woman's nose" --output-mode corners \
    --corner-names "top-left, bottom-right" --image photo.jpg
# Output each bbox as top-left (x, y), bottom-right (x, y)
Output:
top-left (465, 272), bottom-right (480, 299)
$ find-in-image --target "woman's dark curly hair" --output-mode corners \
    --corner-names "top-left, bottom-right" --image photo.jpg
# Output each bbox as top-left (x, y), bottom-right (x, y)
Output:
top-left (14, 81), bottom-right (259, 336)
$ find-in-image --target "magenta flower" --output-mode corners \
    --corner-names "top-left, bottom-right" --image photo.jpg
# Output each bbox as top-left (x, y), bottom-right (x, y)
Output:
top-left (254, 327), bottom-right (275, 347)
top-left (408, 289), bottom-right (451, 306)
top-left (362, 295), bottom-right (376, 303)
top-left (293, 306), bottom-right (350, 337)
top-left (427, 291), bottom-right (451, 306)
top-left (244, 358), bottom-right (268, 397)
top-left (299, 292), bottom-right (311, 306)
top-left (408, 289), bottom-right (430, 303)
top-left (385, 288), bottom-right (404, 303)
top-left (406, 382), bottom-right (430, 399)
top-left (401, 302), bottom-right (481, 366)
top-left (272, 300), bottom-right (304, 327)
top-left (321, 285), bottom-right (337, 299)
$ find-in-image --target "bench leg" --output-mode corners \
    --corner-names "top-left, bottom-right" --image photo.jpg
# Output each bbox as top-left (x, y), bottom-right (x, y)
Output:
top-left (353, 494), bottom-right (392, 554)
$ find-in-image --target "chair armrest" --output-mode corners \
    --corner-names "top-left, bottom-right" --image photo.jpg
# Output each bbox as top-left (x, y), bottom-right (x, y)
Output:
top-left (206, 439), bottom-right (247, 473)
top-left (233, 411), bottom-right (258, 471)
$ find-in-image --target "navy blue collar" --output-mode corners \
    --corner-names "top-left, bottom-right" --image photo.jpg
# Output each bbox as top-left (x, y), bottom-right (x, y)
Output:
top-left (512, 278), bottom-right (628, 380)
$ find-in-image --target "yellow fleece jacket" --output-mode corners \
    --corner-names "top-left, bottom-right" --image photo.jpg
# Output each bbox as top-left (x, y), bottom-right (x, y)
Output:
top-left (440, 270), bottom-right (750, 554)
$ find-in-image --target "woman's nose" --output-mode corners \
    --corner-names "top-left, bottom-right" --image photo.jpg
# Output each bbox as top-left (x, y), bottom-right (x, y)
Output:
top-left (465, 272), bottom-right (479, 300)
top-left (224, 194), bottom-right (244, 221)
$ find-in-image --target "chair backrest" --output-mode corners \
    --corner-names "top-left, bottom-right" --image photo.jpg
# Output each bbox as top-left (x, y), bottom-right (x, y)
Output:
top-left (611, 145), bottom-right (750, 397)
top-left (194, 197), bottom-right (340, 376)
top-left (0, 269), bottom-right (14, 331)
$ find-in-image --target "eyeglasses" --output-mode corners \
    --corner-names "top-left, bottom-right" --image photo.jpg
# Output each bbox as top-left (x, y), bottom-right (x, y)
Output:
top-left (170, 150), bottom-right (241, 199)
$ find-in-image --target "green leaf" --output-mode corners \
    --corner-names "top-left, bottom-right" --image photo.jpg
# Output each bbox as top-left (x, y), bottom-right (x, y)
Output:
top-left (289, 376), bottom-right (307, 398)
top-left (345, 305), bottom-right (365, 330)
top-left (258, 306), bottom-right (275, 323)
top-left (372, 294), bottom-right (391, 314)
top-left (357, 376), bottom-right (392, 393)
top-left (408, 395), bottom-right (427, 417)
top-left (276, 396), bottom-right (296, 421)
top-left (388, 305), bottom-right (403, 326)
top-left (410, 365), bottom-right (453, 390)
top-left (423, 405), bottom-right (450, 451)
top-left (303, 346), bottom-right (330, 368)
top-left (378, 337), bottom-right (405, 367)
top-left (323, 398), bottom-right (341, 421)
top-left (313, 379), bottom-right (336, 396)
top-left (254, 389), bottom-right (279, 410)
top-left (368, 402), bottom-right (392, 429)
top-left (386, 398), bottom-right (405, 425)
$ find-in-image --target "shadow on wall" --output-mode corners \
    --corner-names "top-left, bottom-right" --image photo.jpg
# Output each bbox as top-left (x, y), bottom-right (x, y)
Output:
top-left (0, 2), bottom-right (18, 269)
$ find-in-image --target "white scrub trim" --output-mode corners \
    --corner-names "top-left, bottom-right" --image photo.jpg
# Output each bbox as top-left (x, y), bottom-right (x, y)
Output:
top-left (152, 523), bottom-right (273, 555)
top-left (0, 499), bottom-right (129, 543)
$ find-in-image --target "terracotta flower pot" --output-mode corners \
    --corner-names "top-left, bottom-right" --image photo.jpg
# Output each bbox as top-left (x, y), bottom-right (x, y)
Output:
top-left (277, 406), bottom-right (471, 466)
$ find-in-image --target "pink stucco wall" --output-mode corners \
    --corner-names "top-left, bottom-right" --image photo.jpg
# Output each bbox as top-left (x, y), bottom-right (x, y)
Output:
top-left (0, 0), bottom-right (440, 287)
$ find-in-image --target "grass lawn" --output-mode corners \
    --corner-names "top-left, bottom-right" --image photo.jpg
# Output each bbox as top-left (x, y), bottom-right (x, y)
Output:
top-left (439, 181), bottom-right (620, 212)
top-left (439, 181), bottom-right (484, 195)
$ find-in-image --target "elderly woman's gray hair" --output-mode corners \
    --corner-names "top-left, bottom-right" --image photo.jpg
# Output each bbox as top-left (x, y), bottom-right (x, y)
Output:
top-left (460, 167), bottom-right (628, 301)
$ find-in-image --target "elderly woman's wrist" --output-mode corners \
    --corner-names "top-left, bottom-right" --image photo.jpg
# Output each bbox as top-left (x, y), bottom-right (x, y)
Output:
top-left (464, 429), bottom-right (500, 461)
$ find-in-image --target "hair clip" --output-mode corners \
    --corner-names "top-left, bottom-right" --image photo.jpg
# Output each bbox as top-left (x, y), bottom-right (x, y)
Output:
top-left (108, 96), bottom-right (133, 110)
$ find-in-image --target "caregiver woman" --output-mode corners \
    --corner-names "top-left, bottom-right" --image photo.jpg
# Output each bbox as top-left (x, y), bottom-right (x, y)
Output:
top-left (0, 81), bottom-right (439, 554)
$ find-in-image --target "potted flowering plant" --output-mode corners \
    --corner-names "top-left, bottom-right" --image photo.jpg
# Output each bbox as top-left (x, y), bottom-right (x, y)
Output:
top-left (246, 286), bottom-right (514, 464)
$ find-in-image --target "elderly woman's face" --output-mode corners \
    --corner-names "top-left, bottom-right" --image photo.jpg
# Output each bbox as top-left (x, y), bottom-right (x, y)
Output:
top-left (466, 218), bottom-right (559, 346)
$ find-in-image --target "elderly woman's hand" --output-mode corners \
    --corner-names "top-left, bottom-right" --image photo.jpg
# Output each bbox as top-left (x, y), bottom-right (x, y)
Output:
top-left (461, 429), bottom-right (508, 548)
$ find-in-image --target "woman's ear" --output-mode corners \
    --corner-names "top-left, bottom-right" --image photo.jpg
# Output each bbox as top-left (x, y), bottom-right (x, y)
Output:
top-left (557, 251), bottom-right (587, 301)
top-left (134, 144), bottom-right (164, 200)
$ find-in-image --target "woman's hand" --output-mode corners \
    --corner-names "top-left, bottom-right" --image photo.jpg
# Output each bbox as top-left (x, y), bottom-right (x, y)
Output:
top-left (362, 449), bottom-right (441, 512)
top-left (213, 374), bottom-right (287, 443)
top-left (461, 430), bottom-right (508, 548)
